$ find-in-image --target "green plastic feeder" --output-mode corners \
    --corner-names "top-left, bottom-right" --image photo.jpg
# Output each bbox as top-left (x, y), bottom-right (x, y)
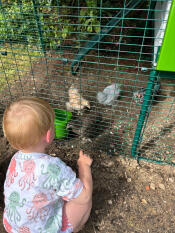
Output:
top-left (54, 109), bottom-right (72, 139)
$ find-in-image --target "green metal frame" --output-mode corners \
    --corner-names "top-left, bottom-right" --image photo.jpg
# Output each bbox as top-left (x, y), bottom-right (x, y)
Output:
top-left (131, 0), bottom-right (175, 164)
top-left (131, 69), bottom-right (175, 165)
top-left (131, 70), bottom-right (159, 157)
top-left (70, 0), bottom-right (166, 160)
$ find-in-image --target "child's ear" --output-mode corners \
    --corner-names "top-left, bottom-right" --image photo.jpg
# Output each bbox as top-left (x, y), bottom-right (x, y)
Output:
top-left (46, 129), bottom-right (51, 143)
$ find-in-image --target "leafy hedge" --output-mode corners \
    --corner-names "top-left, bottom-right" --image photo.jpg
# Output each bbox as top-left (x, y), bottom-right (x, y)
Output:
top-left (0, 0), bottom-right (103, 49)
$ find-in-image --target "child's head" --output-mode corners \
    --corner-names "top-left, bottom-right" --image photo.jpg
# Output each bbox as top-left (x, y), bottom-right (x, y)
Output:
top-left (2, 96), bottom-right (55, 150)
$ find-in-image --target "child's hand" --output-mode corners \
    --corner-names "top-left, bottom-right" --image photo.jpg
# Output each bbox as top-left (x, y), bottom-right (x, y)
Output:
top-left (77, 150), bottom-right (93, 167)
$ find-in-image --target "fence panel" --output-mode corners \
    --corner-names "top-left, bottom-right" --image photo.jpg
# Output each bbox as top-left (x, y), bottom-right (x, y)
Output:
top-left (0, 0), bottom-right (175, 165)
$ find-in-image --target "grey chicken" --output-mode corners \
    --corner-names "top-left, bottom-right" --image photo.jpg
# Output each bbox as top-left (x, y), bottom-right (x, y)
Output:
top-left (97, 83), bottom-right (121, 105)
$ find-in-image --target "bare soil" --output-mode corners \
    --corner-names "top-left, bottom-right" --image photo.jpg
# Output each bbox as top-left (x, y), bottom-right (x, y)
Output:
top-left (0, 137), bottom-right (175, 233)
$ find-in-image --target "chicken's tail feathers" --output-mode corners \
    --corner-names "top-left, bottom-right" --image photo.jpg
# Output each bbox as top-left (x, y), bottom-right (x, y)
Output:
top-left (114, 83), bottom-right (121, 93)
top-left (66, 102), bottom-right (72, 111)
top-left (81, 99), bottom-right (90, 109)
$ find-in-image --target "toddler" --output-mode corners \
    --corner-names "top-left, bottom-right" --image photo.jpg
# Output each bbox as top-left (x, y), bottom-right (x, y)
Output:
top-left (2, 96), bottom-right (93, 233)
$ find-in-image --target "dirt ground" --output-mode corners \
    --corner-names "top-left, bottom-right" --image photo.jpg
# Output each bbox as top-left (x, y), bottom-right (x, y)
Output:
top-left (0, 137), bottom-right (175, 233)
top-left (0, 49), bottom-right (175, 233)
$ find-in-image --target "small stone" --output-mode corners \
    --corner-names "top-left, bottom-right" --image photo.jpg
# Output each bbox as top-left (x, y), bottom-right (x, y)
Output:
top-left (150, 183), bottom-right (156, 190)
top-left (159, 183), bottom-right (165, 190)
top-left (168, 178), bottom-right (174, 183)
top-left (82, 137), bottom-right (92, 143)
top-left (107, 161), bottom-right (114, 167)
top-left (102, 160), bottom-right (114, 168)
top-left (50, 153), bottom-right (56, 157)
top-left (127, 178), bottom-right (132, 182)
top-left (95, 210), bottom-right (99, 215)
top-left (108, 200), bottom-right (113, 205)
top-left (141, 199), bottom-right (147, 204)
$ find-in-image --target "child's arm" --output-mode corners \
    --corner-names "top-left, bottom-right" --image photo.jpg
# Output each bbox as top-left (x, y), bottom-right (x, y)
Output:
top-left (71, 150), bottom-right (93, 205)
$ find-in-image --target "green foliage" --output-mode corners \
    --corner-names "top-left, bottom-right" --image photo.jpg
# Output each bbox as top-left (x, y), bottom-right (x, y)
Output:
top-left (0, 2), bottom-right (42, 46)
top-left (0, 44), bottom-right (42, 89)
top-left (0, 0), bottom-right (102, 48)
top-left (80, 0), bottom-right (100, 34)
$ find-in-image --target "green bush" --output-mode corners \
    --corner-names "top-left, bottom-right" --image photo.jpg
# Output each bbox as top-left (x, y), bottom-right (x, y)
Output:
top-left (0, 0), bottom-right (102, 49)
top-left (80, 0), bottom-right (100, 34)
top-left (0, 3), bottom-right (37, 44)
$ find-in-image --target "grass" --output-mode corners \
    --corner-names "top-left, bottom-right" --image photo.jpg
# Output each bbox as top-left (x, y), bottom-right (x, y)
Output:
top-left (0, 43), bottom-right (42, 90)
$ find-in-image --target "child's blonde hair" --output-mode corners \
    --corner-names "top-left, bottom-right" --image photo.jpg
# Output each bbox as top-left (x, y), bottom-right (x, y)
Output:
top-left (2, 96), bottom-right (55, 150)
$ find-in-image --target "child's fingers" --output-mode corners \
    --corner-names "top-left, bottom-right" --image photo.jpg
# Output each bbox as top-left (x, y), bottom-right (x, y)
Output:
top-left (83, 153), bottom-right (90, 159)
top-left (79, 150), bottom-right (92, 163)
top-left (79, 150), bottom-right (84, 157)
top-left (80, 150), bottom-right (89, 158)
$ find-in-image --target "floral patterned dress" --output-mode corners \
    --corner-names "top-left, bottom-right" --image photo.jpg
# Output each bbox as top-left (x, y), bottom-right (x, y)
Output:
top-left (3, 151), bottom-right (83, 233)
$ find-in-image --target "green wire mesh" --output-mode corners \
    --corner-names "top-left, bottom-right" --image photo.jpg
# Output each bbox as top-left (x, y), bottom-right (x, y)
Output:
top-left (0, 0), bottom-right (175, 165)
